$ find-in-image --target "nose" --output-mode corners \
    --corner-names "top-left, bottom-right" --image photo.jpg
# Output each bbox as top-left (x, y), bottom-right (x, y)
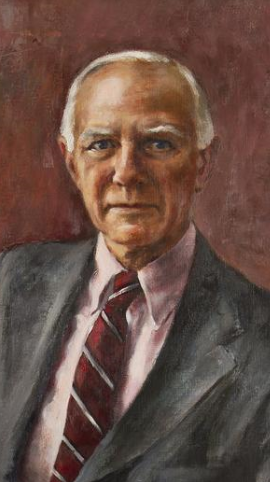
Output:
top-left (112, 142), bottom-right (145, 187)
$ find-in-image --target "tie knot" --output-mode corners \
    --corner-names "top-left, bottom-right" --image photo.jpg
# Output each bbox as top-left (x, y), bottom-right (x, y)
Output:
top-left (113, 270), bottom-right (139, 293)
top-left (105, 271), bottom-right (141, 338)
top-left (107, 271), bottom-right (141, 313)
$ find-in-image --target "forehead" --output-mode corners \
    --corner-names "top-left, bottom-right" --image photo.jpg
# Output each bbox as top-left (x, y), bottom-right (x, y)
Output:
top-left (74, 61), bottom-right (196, 133)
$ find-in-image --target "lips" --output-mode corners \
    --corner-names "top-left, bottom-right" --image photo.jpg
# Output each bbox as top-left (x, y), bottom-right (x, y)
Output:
top-left (105, 203), bottom-right (157, 212)
top-left (110, 203), bottom-right (154, 208)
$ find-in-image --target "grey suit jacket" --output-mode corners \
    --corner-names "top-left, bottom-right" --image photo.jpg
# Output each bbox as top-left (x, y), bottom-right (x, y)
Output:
top-left (1, 232), bottom-right (270, 482)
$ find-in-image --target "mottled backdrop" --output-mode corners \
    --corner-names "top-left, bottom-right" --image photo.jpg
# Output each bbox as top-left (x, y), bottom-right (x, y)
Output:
top-left (0, 0), bottom-right (270, 288)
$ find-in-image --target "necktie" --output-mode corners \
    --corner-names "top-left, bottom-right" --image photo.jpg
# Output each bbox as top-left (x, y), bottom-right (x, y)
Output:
top-left (51, 271), bottom-right (141, 482)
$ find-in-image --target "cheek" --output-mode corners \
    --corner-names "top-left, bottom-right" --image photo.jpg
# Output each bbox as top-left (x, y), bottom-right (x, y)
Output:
top-left (79, 166), bottom-right (110, 217)
top-left (162, 162), bottom-right (197, 213)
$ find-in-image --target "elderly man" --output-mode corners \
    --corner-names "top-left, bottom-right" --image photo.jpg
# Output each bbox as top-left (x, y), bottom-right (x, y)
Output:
top-left (0, 51), bottom-right (270, 482)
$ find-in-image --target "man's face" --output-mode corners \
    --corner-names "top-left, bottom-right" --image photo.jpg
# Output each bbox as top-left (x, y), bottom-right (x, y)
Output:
top-left (65, 62), bottom-right (204, 254)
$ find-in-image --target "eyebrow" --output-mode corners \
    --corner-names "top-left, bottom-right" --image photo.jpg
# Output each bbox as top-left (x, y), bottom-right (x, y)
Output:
top-left (142, 124), bottom-right (184, 138)
top-left (80, 127), bottom-right (114, 140)
top-left (79, 124), bottom-right (185, 141)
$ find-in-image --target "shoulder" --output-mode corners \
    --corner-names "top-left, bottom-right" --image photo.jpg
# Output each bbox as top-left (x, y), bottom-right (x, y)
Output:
top-left (0, 238), bottom-right (97, 289)
top-left (0, 237), bottom-right (96, 264)
top-left (195, 230), bottom-right (270, 329)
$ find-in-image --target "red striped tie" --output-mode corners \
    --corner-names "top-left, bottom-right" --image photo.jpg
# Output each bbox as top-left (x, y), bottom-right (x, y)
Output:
top-left (51, 271), bottom-right (141, 482)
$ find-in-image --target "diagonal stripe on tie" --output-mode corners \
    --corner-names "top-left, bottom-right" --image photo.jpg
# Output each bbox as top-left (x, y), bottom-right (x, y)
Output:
top-left (51, 271), bottom-right (141, 482)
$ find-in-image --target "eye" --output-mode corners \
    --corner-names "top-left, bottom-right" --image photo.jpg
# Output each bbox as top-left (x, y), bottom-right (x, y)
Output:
top-left (143, 138), bottom-right (175, 153)
top-left (87, 139), bottom-right (116, 151)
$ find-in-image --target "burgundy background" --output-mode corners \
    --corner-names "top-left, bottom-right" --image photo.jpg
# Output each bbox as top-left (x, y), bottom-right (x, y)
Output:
top-left (0, 0), bottom-right (270, 288)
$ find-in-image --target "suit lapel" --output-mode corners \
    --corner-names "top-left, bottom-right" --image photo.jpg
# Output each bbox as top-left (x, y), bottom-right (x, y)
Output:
top-left (0, 238), bottom-right (96, 479)
top-left (77, 234), bottom-right (244, 482)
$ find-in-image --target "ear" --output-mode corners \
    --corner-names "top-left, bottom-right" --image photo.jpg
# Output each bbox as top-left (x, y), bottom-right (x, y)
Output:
top-left (58, 135), bottom-right (81, 189)
top-left (195, 136), bottom-right (220, 192)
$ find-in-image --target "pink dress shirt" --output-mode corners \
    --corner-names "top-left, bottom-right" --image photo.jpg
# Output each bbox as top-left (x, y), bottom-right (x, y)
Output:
top-left (23, 223), bottom-right (196, 481)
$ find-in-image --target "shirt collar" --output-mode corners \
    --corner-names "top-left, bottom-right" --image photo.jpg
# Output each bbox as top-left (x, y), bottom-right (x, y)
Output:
top-left (88, 233), bottom-right (125, 315)
top-left (89, 224), bottom-right (196, 324)
top-left (137, 223), bottom-right (196, 326)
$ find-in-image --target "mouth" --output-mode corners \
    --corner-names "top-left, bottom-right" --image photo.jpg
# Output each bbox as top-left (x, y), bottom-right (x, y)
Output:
top-left (106, 203), bottom-right (157, 212)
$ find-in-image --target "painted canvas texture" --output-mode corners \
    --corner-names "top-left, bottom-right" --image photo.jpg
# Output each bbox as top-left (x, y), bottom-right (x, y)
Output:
top-left (0, 2), bottom-right (270, 482)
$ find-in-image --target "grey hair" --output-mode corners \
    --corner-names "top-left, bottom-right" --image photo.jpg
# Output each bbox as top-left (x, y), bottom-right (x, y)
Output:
top-left (60, 50), bottom-right (214, 152)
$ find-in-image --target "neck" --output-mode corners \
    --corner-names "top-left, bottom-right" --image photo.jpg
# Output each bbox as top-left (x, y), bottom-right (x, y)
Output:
top-left (104, 223), bottom-right (190, 271)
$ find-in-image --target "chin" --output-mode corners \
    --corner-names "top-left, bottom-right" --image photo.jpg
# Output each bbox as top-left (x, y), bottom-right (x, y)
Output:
top-left (107, 223), bottom-right (159, 247)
